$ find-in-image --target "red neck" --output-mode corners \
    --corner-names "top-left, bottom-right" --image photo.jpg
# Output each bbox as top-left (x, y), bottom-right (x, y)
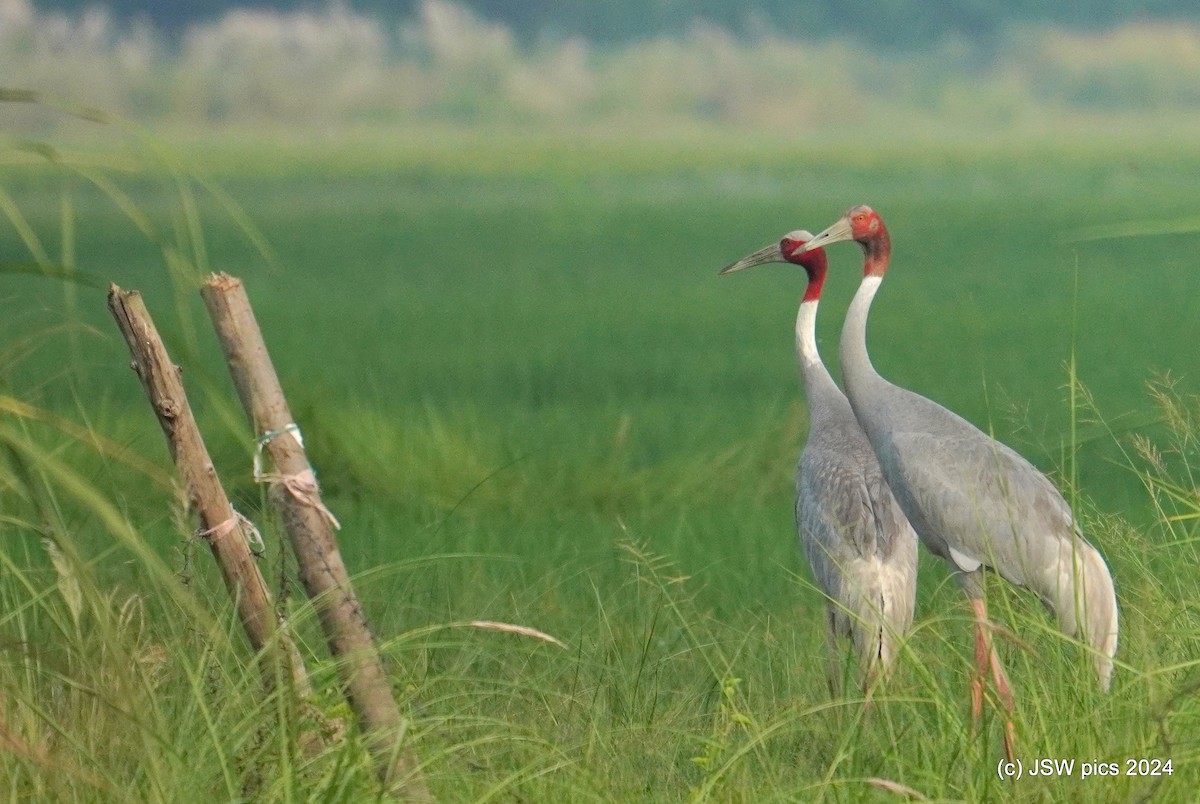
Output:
top-left (862, 223), bottom-right (891, 277)
top-left (796, 244), bottom-right (829, 302)
top-left (802, 264), bottom-right (826, 302)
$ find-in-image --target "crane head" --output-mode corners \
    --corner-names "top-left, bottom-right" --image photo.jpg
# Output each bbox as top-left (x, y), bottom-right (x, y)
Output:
top-left (719, 230), bottom-right (828, 284)
top-left (796, 206), bottom-right (890, 276)
top-left (798, 205), bottom-right (884, 252)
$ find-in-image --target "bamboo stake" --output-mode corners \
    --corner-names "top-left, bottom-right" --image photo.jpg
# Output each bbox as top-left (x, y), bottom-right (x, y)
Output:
top-left (200, 272), bottom-right (429, 800)
top-left (106, 284), bottom-right (315, 702)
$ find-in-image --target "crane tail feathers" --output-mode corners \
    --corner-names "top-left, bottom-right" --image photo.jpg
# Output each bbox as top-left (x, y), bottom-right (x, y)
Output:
top-left (1043, 541), bottom-right (1118, 691)
top-left (842, 560), bottom-right (917, 684)
top-left (1082, 546), bottom-right (1119, 691)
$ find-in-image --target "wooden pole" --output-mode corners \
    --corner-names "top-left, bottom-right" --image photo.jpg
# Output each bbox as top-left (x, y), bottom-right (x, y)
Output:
top-left (106, 284), bottom-right (315, 702)
top-left (200, 273), bottom-right (429, 800)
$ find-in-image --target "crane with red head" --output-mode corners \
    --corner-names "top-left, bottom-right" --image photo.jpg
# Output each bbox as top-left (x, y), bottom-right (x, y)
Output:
top-left (799, 204), bottom-right (1118, 760)
top-left (721, 230), bottom-right (918, 693)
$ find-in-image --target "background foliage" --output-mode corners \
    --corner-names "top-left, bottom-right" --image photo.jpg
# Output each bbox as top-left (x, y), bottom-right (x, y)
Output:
top-left (3, 0), bottom-right (1200, 799)
top-left (28, 0), bottom-right (1200, 49)
top-left (5, 0), bottom-right (1200, 131)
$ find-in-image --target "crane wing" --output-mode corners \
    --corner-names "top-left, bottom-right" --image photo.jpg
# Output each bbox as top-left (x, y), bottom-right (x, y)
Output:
top-left (797, 440), bottom-right (918, 670)
top-left (797, 448), bottom-right (877, 575)
top-left (884, 430), bottom-right (1075, 589)
top-left (884, 427), bottom-right (1117, 687)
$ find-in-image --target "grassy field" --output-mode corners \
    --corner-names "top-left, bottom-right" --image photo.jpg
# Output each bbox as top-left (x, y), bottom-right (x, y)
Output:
top-left (2, 124), bottom-right (1200, 800)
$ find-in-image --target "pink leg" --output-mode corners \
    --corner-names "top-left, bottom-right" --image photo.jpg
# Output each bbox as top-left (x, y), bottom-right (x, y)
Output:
top-left (970, 598), bottom-right (1016, 763)
top-left (970, 615), bottom-right (987, 729)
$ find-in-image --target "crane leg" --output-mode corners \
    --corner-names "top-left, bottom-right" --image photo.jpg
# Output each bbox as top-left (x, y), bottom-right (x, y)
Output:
top-left (970, 598), bottom-right (1016, 763)
top-left (862, 658), bottom-right (879, 704)
top-left (970, 621), bottom-right (986, 725)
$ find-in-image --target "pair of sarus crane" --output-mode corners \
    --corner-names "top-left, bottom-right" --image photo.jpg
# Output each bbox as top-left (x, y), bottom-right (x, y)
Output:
top-left (721, 205), bottom-right (1118, 761)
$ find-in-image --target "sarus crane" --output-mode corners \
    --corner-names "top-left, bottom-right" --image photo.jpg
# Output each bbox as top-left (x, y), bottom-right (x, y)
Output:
top-left (721, 231), bottom-right (918, 693)
top-left (799, 205), bottom-right (1118, 758)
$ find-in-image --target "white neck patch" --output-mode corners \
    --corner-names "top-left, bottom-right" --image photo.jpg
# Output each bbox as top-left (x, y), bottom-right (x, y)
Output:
top-left (795, 300), bottom-right (820, 366)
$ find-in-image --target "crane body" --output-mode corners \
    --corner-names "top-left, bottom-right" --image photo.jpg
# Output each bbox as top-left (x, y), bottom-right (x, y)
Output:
top-left (722, 233), bottom-right (918, 690)
top-left (800, 205), bottom-right (1119, 756)
top-left (796, 367), bottom-right (918, 687)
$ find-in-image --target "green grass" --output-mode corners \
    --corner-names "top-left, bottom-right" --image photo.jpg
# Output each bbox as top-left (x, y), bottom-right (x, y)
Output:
top-left (2, 123), bottom-right (1200, 799)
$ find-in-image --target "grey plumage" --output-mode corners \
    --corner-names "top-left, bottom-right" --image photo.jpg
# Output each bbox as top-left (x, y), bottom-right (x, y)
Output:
top-left (851, 377), bottom-right (1118, 687)
top-left (796, 365), bottom-right (918, 685)
top-left (803, 205), bottom-right (1118, 692)
top-left (721, 232), bottom-right (918, 688)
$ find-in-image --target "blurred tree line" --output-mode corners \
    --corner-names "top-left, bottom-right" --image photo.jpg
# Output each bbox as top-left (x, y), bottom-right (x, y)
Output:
top-left (29, 0), bottom-right (1200, 49)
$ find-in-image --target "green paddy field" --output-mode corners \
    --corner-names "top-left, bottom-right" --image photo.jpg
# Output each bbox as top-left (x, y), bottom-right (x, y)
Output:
top-left (2, 125), bottom-right (1199, 800)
